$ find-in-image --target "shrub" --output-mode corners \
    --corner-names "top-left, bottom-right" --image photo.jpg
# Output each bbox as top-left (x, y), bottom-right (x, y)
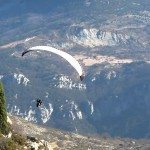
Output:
top-left (12, 132), bottom-right (27, 145)
top-left (0, 138), bottom-right (17, 150)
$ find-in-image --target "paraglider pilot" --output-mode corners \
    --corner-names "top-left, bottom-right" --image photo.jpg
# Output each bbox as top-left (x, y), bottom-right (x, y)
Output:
top-left (80, 75), bottom-right (84, 81)
top-left (36, 99), bottom-right (42, 107)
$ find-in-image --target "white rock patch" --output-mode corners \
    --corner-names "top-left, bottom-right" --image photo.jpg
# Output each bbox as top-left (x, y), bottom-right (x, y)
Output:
top-left (54, 75), bottom-right (86, 90)
top-left (14, 73), bottom-right (30, 86)
top-left (40, 103), bottom-right (53, 123)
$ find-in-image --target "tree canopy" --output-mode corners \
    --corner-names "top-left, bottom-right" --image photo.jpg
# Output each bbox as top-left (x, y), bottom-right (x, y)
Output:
top-left (0, 82), bottom-right (10, 135)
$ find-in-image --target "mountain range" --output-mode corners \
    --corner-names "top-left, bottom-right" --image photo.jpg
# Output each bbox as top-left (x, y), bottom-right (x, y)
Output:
top-left (0, 0), bottom-right (150, 139)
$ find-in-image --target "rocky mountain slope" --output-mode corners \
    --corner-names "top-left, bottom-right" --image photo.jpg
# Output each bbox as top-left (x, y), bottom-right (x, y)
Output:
top-left (0, 0), bottom-right (150, 138)
top-left (9, 115), bottom-right (150, 150)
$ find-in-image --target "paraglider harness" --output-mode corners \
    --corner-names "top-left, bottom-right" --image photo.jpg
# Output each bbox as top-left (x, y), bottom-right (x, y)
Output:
top-left (36, 99), bottom-right (42, 107)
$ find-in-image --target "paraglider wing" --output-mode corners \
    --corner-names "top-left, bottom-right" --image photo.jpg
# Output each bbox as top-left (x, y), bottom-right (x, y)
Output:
top-left (22, 50), bottom-right (33, 56)
top-left (22, 46), bottom-right (83, 80)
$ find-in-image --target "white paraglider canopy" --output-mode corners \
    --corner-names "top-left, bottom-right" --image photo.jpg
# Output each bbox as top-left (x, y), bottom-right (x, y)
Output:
top-left (22, 46), bottom-right (84, 81)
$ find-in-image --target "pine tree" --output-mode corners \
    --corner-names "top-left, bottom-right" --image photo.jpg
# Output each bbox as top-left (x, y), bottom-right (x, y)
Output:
top-left (0, 82), bottom-right (10, 135)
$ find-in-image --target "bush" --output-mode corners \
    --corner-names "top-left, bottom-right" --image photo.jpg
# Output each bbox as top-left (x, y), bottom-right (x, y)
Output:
top-left (0, 133), bottom-right (3, 139)
top-left (12, 132), bottom-right (27, 146)
top-left (0, 133), bottom-right (27, 150)
top-left (0, 138), bottom-right (17, 150)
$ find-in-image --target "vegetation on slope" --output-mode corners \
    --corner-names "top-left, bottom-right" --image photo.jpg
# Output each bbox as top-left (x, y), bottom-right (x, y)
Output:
top-left (0, 81), bottom-right (27, 149)
top-left (0, 82), bottom-right (10, 135)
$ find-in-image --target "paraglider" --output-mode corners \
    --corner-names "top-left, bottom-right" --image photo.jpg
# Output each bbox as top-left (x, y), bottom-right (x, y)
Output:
top-left (22, 46), bottom-right (84, 81)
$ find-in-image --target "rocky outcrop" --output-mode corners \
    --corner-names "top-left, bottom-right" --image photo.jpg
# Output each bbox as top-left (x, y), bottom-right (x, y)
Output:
top-left (26, 136), bottom-right (53, 150)
top-left (7, 116), bottom-right (12, 125)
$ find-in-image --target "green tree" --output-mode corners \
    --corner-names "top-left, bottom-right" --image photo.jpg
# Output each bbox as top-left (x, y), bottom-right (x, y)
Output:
top-left (0, 82), bottom-right (10, 135)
